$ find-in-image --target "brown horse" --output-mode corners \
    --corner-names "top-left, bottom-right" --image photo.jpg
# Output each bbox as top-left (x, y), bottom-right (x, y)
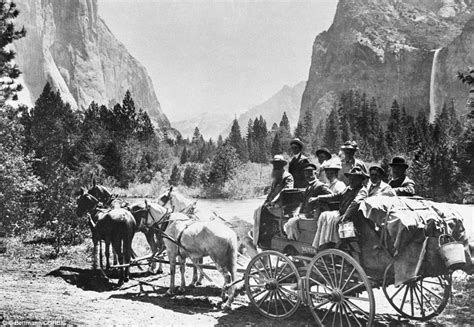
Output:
top-left (76, 191), bottom-right (136, 285)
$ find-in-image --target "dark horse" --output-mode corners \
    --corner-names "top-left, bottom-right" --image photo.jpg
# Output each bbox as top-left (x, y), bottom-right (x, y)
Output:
top-left (87, 181), bottom-right (165, 274)
top-left (76, 190), bottom-right (136, 285)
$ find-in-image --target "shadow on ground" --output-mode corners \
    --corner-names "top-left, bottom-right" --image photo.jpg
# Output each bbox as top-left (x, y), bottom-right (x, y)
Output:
top-left (47, 266), bottom-right (155, 292)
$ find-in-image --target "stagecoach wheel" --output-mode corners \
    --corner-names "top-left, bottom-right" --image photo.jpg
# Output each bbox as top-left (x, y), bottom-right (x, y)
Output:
top-left (382, 262), bottom-right (451, 321)
top-left (244, 250), bottom-right (302, 319)
top-left (305, 249), bottom-right (375, 327)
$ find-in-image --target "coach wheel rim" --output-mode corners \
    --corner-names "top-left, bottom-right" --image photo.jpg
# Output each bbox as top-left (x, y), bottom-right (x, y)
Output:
top-left (382, 262), bottom-right (451, 321)
top-left (305, 249), bottom-right (375, 326)
top-left (244, 250), bottom-right (302, 319)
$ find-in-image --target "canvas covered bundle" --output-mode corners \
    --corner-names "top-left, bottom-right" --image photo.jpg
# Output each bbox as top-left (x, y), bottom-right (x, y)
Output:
top-left (358, 196), bottom-right (470, 285)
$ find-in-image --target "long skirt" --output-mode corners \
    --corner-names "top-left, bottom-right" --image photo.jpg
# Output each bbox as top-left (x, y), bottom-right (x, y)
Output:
top-left (312, 210), bottom-right (341, 249)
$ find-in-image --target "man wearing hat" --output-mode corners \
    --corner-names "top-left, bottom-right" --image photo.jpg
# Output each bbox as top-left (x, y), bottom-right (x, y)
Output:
top-left (388, 157), bottom-right (415, 196)
top-left (324, 161), bottom-right (346, 194)
top-left (364, 164), bottom-right (396, 198)
top-left (247, 155), bottom-right (294, 254)
top-left (288, 138), bottom-right (310, 189)
top-left (284, 163), bottom-right (332, 240)
top-left (338, 140), bottom-right (368, 185)
top-left (311, 166), bottom-right (369, 249)
top-left (315, 147), bottom-right (331, 184)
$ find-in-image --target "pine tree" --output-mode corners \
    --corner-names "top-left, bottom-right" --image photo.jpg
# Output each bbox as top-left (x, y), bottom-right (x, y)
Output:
top-left (278, 112), bottom-right (292, 153)
top-left (323, 105), bottom-right (342, 154)
top-left (271, 132), bottom-right (283, 156)
top-left (0, 0), bottom-right (25, 104)
top-left (227, 118), bottom-right (248, 162)
top-left (385, 100), bottom-right (402, 153)
top-left (208, 142), bottom-right (240, 186)
top-left (180, 146), bottom-right (188, 164)
top-left (136, 109), bottom-right (155, 141)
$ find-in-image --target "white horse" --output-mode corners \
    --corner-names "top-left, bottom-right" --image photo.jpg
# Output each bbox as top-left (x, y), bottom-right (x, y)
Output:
top-left (143, 197), bottom-right (238, 310)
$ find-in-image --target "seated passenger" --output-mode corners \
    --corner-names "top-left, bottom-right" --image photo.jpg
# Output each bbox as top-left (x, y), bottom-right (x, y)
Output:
top-left (388, 157), bottom-right (415, 196)
top-left (311, 167), bottom-right (368, 250)
top-left (250, 155), bottom-right (293, 251)
top-left (338, 140), bottom-right (368, 185)
top-left (289, 138), bottom-right (310, 189)
top-left (364, 164), bottom-right (397, 198)
top-left (284, 163), bottom-right (332, 240)
top-left (324, 162), bottom-right (346, 194)
top-left (315, 147), bottom-right (332, 184)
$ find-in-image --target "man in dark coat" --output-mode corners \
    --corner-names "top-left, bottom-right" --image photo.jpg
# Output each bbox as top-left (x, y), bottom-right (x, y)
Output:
top-left (298, 163), bottom-right (332, 216)
top-left (288, 138), bottom-right (310, 189)
top-left (388, 157), bottom-right (416, 196)
top-left (338, 140), bottom-right (368, 185)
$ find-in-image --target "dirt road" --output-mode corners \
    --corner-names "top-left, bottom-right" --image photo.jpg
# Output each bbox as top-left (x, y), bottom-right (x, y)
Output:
top-left (1, 231), bottom-right (472, 326)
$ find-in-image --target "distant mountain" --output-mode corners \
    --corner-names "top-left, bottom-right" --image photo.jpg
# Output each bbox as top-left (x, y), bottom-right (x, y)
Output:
top-left (14, 0), bottom-right (169, 128)
top-left (171, 112), bottom-right (233, 140)
top-left (301, 0), bottom-right (473, 124)
top-left (222, 81), bottom-right (306, 137)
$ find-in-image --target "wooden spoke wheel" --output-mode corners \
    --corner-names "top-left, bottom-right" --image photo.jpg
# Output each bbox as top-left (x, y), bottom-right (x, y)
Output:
top-left (305, 249), bottom-right (375, 327)
top-left (244, 250), bottom-right (302, 319)
top-left (382, 263), bottom-right (451, 321)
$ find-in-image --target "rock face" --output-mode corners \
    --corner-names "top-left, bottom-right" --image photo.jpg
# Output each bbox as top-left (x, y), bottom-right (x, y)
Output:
top-left (172, 112), bottom-right (233, 141)
top-left (301, 0), bottom-right (473, 124)
top-left (14, 0), bottom-right (169, 128)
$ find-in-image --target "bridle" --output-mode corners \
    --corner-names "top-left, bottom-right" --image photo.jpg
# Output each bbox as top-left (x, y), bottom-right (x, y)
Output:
top-left (159, 186), bottom-right (175, 213)
top-left (142, 200), bottom-right (172, 232)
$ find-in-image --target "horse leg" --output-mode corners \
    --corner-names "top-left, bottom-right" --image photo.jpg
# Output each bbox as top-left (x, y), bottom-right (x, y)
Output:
top-left (99, 240), bottom-right (103, 270)
top-left (124, 236), bottom-right (132, 283)
top-left (166, 251), bottom-right (177, 296)
top-left (113, 238), bottom-right (124, 285)
top-left (190, 258), bottom-right (203, 287)
top-left (178, 255), bottom-right (186, 293)
top-left (92, 239), bottom-right (98, 270)
top-left (105, 240), bottom-right (111, 270)
top-left (145, 231), bottom-right (162, 274)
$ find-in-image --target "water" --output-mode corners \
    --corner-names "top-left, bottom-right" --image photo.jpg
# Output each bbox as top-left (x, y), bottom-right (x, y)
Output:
top-left (195, 197), bottom-right (264, 224)
top-left (429, 48), bottom-right (442, 123)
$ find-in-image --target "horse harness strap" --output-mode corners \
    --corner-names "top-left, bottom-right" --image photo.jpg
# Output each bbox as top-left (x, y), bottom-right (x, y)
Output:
top-left (175, 220), bottom-right (197, 256)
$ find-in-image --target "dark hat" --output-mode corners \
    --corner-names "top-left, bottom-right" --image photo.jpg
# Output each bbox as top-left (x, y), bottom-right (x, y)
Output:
top-left (290, 138), bottom-right (304, 148)
top-left (388, 156), bottom-right (409, 168)
top-left (340, 140), bottom-right (358, 151)
top-left (315, 148), bottom-right (332, 159)
top-left (270, 154), bottom-right (287, 167)
top-left (344, 166), bottom-right (369, 178)
top-left (369, 164), bottom-right (385, 175)
top-left (303, 163), bottom-right (317, 171)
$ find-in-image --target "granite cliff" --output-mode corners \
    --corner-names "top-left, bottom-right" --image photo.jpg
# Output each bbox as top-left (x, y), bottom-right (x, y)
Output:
top-left (301, 0), bottom-right (473, 124)
top-left (14, 0), bottom-right (169, 128)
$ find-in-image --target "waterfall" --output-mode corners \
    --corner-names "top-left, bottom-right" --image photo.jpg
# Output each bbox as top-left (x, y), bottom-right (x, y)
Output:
top-left (429, 48), bottom-right (442, 123)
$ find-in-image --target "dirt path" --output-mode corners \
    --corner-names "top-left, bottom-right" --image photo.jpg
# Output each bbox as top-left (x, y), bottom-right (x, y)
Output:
top-left (1, 235), bottom-right (472, 326)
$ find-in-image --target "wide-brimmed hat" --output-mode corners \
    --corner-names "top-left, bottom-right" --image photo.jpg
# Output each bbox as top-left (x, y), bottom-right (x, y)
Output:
top-left (315, 148), bottom-right (331, 159)
top-left (388, 156), bottom-right (409, 169)
top-left (303, 163), bottom-right (317, 171)
top-left (340, 140), bottom-right (358, 151)
top-left (270, 154), bottom-right (288, 167)
top-left (369, 164), bottom-right (385, 175)
top-left (324, 162), bottom-right (342, 170)
top-left (344, 166), bottom-right (369, 178)
top-left (290, 138), bottom-right (304, 148)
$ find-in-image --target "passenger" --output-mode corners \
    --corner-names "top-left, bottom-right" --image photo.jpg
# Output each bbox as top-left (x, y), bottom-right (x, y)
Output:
top-left (388, 157), bottom-right (415, 196)
top-left (338, 140), bottom-right (368, 185)
top-left (315, 147), bottom-right (331, 184)
top-left (288, 138), bottom-right (310, 189)
top-left (251, 155), bottom-right (293, 249)
top-left (324, 162), bottom-right (346, 194)
top-left (284, 164), bottom-right (332, 240)
top-left (311, 167), bottom-right (368, 250)
top-left (364, 165), bottom-right (397, 197)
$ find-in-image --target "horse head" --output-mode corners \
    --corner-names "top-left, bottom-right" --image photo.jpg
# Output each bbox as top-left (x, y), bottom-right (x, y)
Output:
top-left (158, 187), bottom-right (195, 213)
top-left (76, 192), bottom-right (100, 217)
top-left (87, 183), bottom-right (113, 206)
top-left (140, 200), bottom-right (169, 233)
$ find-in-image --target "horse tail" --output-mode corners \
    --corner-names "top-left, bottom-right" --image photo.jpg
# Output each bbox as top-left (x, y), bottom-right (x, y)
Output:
top-left (225, 234), bottom-right (238, 282)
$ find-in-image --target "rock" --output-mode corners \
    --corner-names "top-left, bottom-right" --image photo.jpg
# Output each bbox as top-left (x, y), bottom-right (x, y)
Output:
top-left (14, 0), bottom-right (169, 128)
top-left (300, 0), bottom-right (473, 124)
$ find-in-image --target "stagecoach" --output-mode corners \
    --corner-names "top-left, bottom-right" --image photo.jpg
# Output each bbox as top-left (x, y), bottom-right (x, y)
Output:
top-left (243, 189), bottom-right (472, 326)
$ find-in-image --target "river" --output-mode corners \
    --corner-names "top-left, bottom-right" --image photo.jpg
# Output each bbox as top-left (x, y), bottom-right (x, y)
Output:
top-left (194, 197), bottom-right (263, 224)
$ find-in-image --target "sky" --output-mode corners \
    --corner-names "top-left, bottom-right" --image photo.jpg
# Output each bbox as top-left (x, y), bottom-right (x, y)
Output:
top-left (98, 0), bottom-right (338, 122)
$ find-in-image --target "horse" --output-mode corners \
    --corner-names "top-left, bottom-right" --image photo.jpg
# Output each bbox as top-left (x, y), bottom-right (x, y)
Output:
top-left (76, 190), bottom-right (136, 285)
top-left (85, 181), bottom-right (165, 274)
top-left (143, 198), bottom-right (238, 310)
